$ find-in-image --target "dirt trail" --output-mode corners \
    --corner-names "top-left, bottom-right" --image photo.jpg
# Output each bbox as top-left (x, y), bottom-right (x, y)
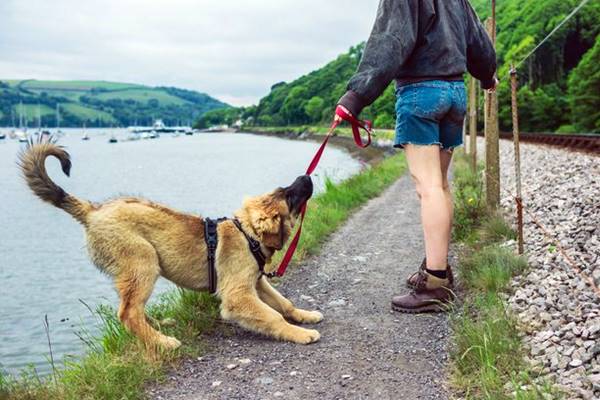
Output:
top-left (148, 175), bottom-right (450, 400)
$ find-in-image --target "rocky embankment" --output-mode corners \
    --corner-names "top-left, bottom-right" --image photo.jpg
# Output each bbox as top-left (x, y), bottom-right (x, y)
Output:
top-left (480, 139), bottom-right (600, 399)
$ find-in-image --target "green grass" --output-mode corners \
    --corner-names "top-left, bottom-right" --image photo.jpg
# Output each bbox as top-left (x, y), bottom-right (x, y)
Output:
top-left (0, 149), bottom-right (407, 400)
top-left (11, 104), bottom-right (55, 119)
top-left (450, 149), bottom-right (561, 399)
top-left (0, 291), bottom-right (219, 400)
top-left (61, 104), bottom-right (117, 123)
top-left (94, 89), bottom-right (189, 106)
top-left (247, 125), bottom-right (397, 142)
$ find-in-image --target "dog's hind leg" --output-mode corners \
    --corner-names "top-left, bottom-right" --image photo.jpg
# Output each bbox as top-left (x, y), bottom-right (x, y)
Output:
top-left (256, 277), bottom-right (323, 324)
top-left (220, 285), bottom-right (321, 345)
top-left (114, 244), bottom-right (181, 351)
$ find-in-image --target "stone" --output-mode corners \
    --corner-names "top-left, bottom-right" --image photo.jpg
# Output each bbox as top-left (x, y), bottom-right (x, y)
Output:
top-left (255, 376), bottom-right (273, 385)
top-left (328, 299), bottom-right (347, 307)
top-left (539, 312), bottom-right (552, 322)
top-left (569, 359), bottom-right (583, 368)
top-left (212, 381), bottom-right (222, 388)
top-left (226, 364), bottom-right (238, 370)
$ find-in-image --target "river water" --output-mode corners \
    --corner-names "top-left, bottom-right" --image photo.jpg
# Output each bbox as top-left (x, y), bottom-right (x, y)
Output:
top-left (0, 128), bottom-right (361, 376)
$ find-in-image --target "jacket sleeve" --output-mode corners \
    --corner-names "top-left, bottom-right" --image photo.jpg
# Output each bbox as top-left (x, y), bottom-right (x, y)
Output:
top-left (338, 0), bottom-right (419, 116)
top-left (464, 1), bottom-right (497, 89)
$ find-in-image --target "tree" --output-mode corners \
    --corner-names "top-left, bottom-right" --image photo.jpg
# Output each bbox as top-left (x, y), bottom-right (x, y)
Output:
top-left (282, 86), bottom-right (309, 124)
top-left (374, 113), bottom-right (395, 129)
top-left (304, 96), bottom-right (325, 123)
top-left (568, 35), bottom-right (600, 132)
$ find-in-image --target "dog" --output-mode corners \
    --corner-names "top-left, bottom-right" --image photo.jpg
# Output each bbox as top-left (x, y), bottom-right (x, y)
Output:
top-left (19, 140), bottom-right (323, 350)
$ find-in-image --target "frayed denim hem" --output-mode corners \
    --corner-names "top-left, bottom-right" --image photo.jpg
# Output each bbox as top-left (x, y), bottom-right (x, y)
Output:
top-left (393, 141), bottom-right (443, 149)
top-left (393, 141), bottom-right (463, 151)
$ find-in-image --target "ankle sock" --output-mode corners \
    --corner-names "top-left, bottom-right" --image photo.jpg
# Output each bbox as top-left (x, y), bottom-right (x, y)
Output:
top-left (426, 268), bottom-right (448, 279)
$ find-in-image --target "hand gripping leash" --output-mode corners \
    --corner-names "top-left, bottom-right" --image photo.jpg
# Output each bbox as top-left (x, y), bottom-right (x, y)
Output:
top-left (268, 106), bottom-right (372, 278)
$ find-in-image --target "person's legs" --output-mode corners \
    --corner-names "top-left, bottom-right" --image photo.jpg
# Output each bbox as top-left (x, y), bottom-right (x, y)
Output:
top-left (404, 144), bottom-right (450, 271)
top-left (440, 148), bottom-right (454, 247)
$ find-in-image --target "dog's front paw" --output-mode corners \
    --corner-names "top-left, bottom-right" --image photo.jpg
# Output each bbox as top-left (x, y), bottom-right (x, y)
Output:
top-left (289, 327), bottom-right (321, 345)
top-left (292, 309), bottom-right (324, 324)
top-left (157, 335), bottom-right (182, 351)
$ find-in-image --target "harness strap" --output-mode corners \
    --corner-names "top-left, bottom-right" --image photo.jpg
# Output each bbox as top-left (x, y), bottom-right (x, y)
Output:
top-left (232, 219), bottom-right (270, 277)
top-left (274, 106), bottom-right (372, 278)
top-left (204, 217), bottom-right (227, 294)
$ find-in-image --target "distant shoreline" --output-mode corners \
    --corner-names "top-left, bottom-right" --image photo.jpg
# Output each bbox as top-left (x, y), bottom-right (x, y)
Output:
top-left (241, 127), bottom-right (396, 165)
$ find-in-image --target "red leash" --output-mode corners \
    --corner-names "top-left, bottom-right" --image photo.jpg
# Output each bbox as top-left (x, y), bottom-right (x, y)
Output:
top-left (272, 106), bottom-right (373, 277)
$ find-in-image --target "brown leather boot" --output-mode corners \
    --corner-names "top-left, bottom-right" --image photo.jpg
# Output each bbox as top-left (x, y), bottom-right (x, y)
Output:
top-left (393, 271), bottom-right (455, 313)
top-left (406, 258), bottom-right (454, 289)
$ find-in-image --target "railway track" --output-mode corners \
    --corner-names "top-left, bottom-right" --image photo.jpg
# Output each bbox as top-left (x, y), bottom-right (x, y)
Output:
top-left (498, 131), bottom-right (600, 153)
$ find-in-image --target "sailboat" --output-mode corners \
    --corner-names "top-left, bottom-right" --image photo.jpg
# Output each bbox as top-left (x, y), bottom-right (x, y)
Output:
top-left (82, 123), bottom-right (90, 141)
top-left (55, 103), bottom-right (63, 136)
top-left (14, 102), bottom-right (29, 143)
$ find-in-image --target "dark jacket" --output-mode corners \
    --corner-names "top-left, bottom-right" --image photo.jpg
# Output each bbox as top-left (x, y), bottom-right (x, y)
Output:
top-left (338, 0), bottom-right (497, 117)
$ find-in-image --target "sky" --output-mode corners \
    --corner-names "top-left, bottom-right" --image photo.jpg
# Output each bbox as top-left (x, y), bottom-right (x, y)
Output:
top-left (0, 0), bottom-right (380, 106)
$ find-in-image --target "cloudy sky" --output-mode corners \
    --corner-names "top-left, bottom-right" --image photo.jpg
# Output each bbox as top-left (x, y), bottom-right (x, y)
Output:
top-left (0, 0), bottom-right (380, 106)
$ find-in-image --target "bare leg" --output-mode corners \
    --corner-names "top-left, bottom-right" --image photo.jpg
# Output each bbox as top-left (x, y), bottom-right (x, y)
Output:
top-left (220, 286), bottom-right (320, 344)
top-left (404, 145), bottom-right (451, 271)
top-left (440, 149), bottom-right (454, 247)
top-left (116, 258), bottom-right (181, 350)
top-left (256, 277), bottom-right (323, 324)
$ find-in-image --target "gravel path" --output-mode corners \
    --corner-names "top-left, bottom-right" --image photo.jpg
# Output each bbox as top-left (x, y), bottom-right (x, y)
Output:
top-left (148, 175), bottom-right (450, 400)
top-left (478, 139), bottom-right (600, 399)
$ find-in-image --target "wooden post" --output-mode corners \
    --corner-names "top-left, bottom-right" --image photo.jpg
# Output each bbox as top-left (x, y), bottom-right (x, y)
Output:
top-left (468, 76), bottom-right (478, 172)
top-left (484, 16), bottom-right (500, 211)
top-left (463, 117), bottom-right (468, 153)
top-left (510, 65), bottom-right (524, 255)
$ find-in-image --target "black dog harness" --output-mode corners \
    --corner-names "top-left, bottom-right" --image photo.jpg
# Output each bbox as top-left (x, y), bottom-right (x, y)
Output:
top-left (204, 218), bottom-right (270, 294)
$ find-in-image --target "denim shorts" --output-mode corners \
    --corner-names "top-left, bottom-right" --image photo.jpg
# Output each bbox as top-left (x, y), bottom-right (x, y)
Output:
top-left (394, 80), bottom-right (467, 150)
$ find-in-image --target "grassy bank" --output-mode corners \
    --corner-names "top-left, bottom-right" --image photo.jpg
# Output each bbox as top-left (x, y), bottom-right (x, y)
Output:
top-left (449, 150), bottom-right (560, 399)
top-left (245, 125), bottom-right (396, 141)
top-left (0, 151), bottom-right (406, 400)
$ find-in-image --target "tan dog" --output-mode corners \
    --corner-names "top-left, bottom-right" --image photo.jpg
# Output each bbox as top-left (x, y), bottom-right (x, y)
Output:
top-left (19, 141), bottom-right (323, 350)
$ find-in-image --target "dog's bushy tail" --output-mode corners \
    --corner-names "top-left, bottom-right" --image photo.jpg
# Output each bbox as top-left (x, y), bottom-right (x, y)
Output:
top-left (18, 138), bottom-right (93, 225)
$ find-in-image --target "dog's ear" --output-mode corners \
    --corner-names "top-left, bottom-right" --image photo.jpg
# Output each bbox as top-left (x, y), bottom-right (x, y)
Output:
top-left (260, 215), bottom-right (284, 250)
top-left (246, 195), bottom-right (285, 250)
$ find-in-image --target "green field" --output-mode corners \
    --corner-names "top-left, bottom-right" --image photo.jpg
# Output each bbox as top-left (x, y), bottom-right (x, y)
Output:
top-left (11, 104), bottom-right (54, 119)
top-left (61, 103), bottom-right (117, 123)
top-left (94, 89), bottom-right (188, 105)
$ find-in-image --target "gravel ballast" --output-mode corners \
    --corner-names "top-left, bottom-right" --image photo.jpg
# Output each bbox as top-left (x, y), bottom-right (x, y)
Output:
top-left (479, 139), bottom-right (600, 399)
top-left (148, 174), bottom-right (450, 400)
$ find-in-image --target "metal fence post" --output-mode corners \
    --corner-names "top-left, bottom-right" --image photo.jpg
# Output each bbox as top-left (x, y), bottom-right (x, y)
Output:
top-left (510, 65), bottom-right (525, 255)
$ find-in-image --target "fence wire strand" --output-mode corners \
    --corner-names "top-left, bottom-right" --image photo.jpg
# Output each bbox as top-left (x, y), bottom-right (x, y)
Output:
top-left (479, 166), bottom-right (600, 298)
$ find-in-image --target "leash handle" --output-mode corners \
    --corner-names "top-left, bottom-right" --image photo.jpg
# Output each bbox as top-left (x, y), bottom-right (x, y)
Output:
top-left (335, 106), bottom-right (372, 148)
